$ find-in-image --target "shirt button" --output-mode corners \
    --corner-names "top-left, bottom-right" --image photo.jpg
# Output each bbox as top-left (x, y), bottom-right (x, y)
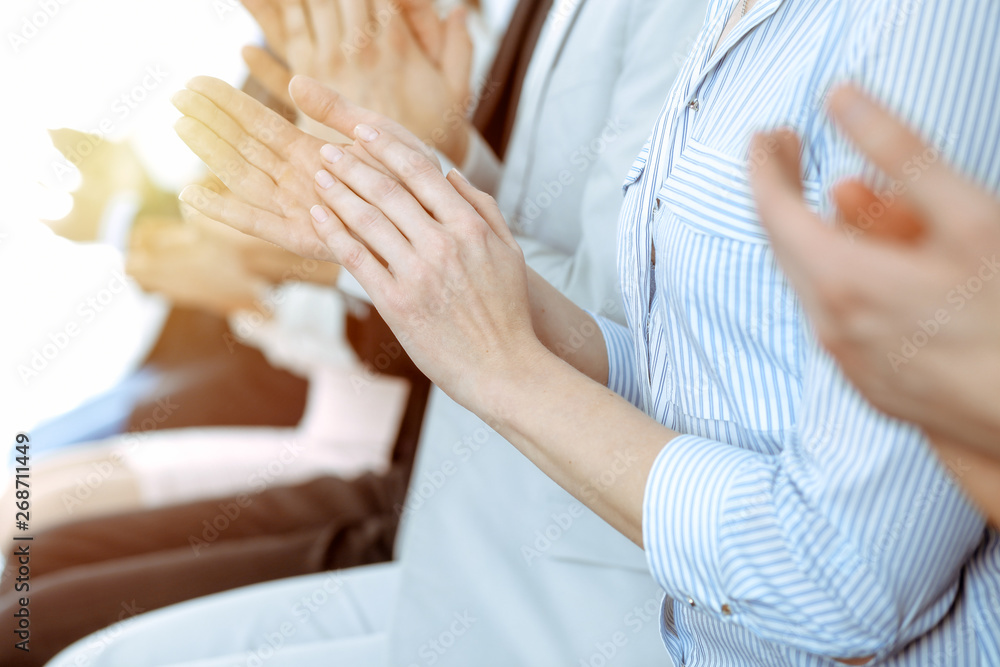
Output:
top-left (721, 604), bottom-right (732, 616)
top-left (654, 197), bottom-right (662, 211)
top-left (687, 597), bottom-right (697, 608)
top-left (687, 98), bottom-right (700, 111)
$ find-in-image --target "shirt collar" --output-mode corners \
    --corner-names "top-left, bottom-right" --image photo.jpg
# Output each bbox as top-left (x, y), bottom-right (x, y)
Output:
top-left (691, 0), bottom-right (787, 91)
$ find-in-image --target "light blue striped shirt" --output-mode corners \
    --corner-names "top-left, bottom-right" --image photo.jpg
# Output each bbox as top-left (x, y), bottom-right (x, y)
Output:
top-left (595, 0), bottom-right (1000, 664)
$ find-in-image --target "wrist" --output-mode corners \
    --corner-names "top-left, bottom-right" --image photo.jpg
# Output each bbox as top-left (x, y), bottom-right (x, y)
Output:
top-left (470, 339), bottom-right (560, 431)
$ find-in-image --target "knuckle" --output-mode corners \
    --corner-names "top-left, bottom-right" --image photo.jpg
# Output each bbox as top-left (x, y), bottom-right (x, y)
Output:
top-left (355, 206), bottom-right (383, 231)
top-left (401, 150), bottom-right (438, 180)
top-left (337, 241), bottom-right (367, 271)
top-left (428, 231), bottom-right (459, 259)
top-left (385, 287), bottom-right (412, 318)
top-left (456, 218), bottom-right (489, 245)
top-left (373, 175), bottom-right (405, 201)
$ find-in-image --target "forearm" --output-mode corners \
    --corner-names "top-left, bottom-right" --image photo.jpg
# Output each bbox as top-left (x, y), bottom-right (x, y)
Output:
top-left (526, 267), bottom-right (609, 385)
top-left (471, 346), bottom-right (677, 546)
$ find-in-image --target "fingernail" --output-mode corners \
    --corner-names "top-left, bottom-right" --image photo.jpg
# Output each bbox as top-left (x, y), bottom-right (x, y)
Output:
top-left (310, 205), bottom-right (329, 223)
top-left (315, 170), bottom-right (336, 189)
top-left (320, 144), bottom-right (343, 163)
top-left (178, 185), bottom-right (197, 204)
top-left (450, 168), bottom-right (470, 185)
top-left (355, 124), bottom-right (379, 142)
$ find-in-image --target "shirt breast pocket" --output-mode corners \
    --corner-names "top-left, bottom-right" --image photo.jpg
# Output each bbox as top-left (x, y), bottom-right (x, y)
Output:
top-left (654, 139), bottom-right (818, 436)
top-left (621, 138), bottom-right (651, 194)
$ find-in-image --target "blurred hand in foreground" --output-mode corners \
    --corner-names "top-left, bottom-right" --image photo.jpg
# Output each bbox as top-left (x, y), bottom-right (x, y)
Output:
top-left (750, 83), bottom-right (1000, 521)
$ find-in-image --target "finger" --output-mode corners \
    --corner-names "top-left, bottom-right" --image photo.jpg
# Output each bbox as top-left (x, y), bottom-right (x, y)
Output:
top-left (242, 45), bottom-right (295, 109)
top-left (304, 0), bottom-right (340, 52)
top-left (186, 76), bottom-right (305, 162)
top-left (351, 122), bottom-right (478, 227)
top-left (749, 130), bottom-right (842, 299)
top-left (178, 184), bottom-right (319, 258)
top-left (337, 0), bottom-right (373, 47)
top-left (179, 201), bottom-right (255, 248)
top-left (398, 0), bottom-right (444, 63)
top-left (307, 202), bottom-right (395, 291)
top-left (441, 6), bottom-right (472, 103)
top-left (179, 200), bottom-right (226, 229)
top-left (313, 167), bottom-right (418, 269)
top-left (446, 169), bottom-right (517, 248)
top-left (832, 179), bottom-right (926, 243)
top-left (289, 75), bottom-right (439, 163)
top-left (279, 0), bottom-right (316, 67)
top-left (317, 143), bottom-right (436, 243)
top-left (173, 116), bottom-right (283, 215)
top-left (242, 0), bottom-right (288, 59)
top-left (827, 84), bottom-right (968, 232)
top-left (173, 89), bottom-right (287, 190)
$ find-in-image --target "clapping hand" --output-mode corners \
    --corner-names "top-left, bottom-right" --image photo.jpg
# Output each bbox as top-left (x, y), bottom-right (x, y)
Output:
top-left (241, 0), bottom-right (474, 163)
top-left (172, 75), bottom-right (437, 260)
top-left (175, 74), bottom-right (541, 408)
top-left (750, 83), bottom-right (1000, 522)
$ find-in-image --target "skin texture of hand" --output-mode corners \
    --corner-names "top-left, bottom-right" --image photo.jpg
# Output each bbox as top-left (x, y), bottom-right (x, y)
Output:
top-left (175, 74), bottom-right (667, 546)
top-left (302, 105), bottom-right (672, 548)
top-left (127, 216), bottom-right (271, 316)
top-left (308, 124), bottom-right (539, 405)
top-left (750, 84), bottom-right (1000, 520)
top-left (240, 0), bottom-right (474, 164)
top-left (173, 76), bottom-right (438, 262)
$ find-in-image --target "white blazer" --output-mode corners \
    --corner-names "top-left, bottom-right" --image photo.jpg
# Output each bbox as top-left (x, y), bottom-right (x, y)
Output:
top-left (389, 1), bottom-right (707, 665)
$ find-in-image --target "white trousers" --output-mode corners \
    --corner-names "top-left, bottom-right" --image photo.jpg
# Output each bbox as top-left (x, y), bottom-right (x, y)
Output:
top-left (47, 563), bottom-right (399, 667)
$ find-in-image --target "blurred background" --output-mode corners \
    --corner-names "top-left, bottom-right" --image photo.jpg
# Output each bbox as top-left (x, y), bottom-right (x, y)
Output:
top-left (0, 0), bottom-right (262, 458)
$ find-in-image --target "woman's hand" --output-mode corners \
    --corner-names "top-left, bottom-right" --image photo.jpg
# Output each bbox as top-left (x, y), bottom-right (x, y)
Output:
top-left (174, 74), bottom-right (610, 404)
top-left (241, 0), bottom-right (474, 163)
top-left (127, 217), bottom-right (271, 316)
top-left (307, 118), bottom-right (545, 406)
top-left (171, 76), bottom-right (433, 261)
top-left (750, 84), bottom-right (1000, 518)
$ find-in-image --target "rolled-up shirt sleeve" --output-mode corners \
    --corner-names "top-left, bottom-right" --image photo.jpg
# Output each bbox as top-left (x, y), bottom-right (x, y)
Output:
top-left (642, 341), bottom-right (985, 659)
top-left (588, 312), bottom-right (643, 410)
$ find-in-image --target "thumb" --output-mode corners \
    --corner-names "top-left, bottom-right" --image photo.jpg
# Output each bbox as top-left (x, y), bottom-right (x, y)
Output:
top-left (441, 7), bottom-right (473, 109)
top-left (289, 75), bottom-right (440, 165)
top-left (447, 168), bottom-right (517, 249)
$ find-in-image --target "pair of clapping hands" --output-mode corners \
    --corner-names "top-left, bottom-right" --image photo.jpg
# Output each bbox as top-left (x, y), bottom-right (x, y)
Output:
top-left (174, 75), bottom-right (535, 409)
top-left (174, 64), bottom-right (1000, 522)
